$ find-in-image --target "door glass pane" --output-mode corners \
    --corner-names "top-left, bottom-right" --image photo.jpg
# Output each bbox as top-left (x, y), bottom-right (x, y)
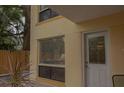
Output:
top-left (89, 36), bottom-right (105, 64)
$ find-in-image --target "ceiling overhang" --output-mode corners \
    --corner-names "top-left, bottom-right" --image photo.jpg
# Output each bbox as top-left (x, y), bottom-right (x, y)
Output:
top-left (48, 5), bottom-right (124, 23)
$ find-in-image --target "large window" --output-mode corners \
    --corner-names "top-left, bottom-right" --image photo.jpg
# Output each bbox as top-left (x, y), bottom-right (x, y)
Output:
top-left (39, 5), bottom-right (59, 22)
top-left (39, 36), bottom-right (65, 82)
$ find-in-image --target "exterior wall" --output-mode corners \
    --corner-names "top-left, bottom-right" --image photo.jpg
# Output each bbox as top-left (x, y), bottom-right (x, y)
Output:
top-left (110, 26), bottom-right (124, 74)
top-left (30, 6), bottom-right (124, 86)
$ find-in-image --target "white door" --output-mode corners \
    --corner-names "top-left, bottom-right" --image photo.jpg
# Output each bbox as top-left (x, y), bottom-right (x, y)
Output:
top-left (85, 31), bottom-right (112, 87)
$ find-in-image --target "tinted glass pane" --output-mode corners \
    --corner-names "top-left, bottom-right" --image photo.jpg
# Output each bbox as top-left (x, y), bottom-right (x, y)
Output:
top-left (51, 67), bottom-right (65, 82)
top-left (39, 66), bottom-right (51, 79)
top-left (89, 36), bottom-right (105, 64)
top-left (39, 9), bottom-right (51, 21)
top-left (39, 66), bottom-right (65, 82)
top-left (39, 8), bottom-right (59, 22)
top-left (40, 36), bottom-right (65, 65)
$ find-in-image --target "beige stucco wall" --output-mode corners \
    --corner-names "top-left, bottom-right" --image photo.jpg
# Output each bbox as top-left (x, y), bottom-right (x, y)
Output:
top-left (110, 25), bottom-right (124, 74)
top-left (30, 6), bottom-right (124, 87)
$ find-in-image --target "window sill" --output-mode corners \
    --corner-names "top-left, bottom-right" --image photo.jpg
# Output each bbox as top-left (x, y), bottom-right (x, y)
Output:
top-left (38, 63), bottom-right (65, 68)
top-left (36, 15), bottom-right (64, 26)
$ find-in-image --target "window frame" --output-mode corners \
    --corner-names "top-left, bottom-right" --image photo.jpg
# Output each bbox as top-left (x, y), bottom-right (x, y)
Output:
top-left (39, 5), bottom-right (49, 12)
top-left (38, 36), bottom-right (65, 82)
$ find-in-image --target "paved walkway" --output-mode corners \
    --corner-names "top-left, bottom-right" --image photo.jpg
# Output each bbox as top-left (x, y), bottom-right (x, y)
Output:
top-left (0, 80), bottom-right (51, 87)
top-left (0, 75), bottom-right (51, 87)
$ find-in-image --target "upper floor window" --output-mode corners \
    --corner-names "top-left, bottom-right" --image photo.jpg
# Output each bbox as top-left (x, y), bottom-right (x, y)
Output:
top-left (39, 5), bottom-right (59, 22)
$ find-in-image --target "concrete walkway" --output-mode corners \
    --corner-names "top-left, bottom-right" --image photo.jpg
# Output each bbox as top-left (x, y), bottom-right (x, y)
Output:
top-left (0, 75), bottom-right (51, 87)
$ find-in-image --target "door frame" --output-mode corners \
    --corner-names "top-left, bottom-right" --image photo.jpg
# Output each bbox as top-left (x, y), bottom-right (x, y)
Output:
top-left (81, 29), bottom-right (112, 87)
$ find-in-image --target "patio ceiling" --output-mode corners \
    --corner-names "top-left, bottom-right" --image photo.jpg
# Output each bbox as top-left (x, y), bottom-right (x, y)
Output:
top-left (48, 5), bottom-right (124, 23)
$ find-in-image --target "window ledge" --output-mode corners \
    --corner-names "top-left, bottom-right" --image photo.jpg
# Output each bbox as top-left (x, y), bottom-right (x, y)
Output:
top-left (38, 63), bottom-right (65, 68)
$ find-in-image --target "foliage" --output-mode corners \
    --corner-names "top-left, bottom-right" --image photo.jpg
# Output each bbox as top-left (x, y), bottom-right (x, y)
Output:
top-left (0, 6), bottom-right (31, 86)
top-left (7, 51), bottom-right (30, 87)
top-left (0, 5), bottom-right (24, 50)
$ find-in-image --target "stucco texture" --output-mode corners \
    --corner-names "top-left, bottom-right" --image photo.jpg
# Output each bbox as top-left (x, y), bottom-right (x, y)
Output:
top-left (30, 6), bottom-right (124, 87)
